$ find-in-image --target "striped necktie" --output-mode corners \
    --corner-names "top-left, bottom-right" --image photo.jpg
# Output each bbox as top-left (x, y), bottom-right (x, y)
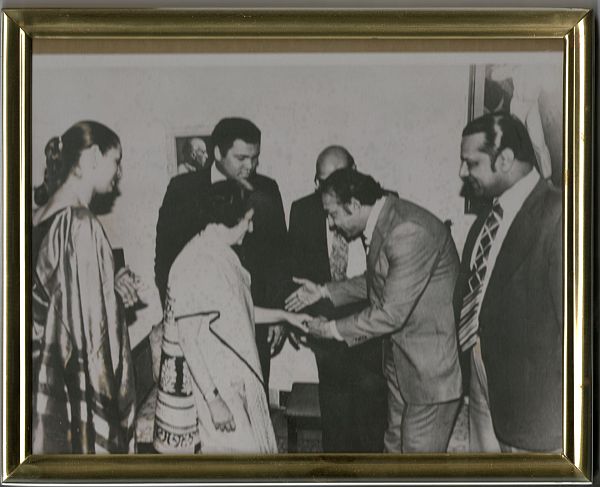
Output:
top-left (458, 201), bottom-right (503, 351)
top-left (329, 231), bottom-right (349, 282)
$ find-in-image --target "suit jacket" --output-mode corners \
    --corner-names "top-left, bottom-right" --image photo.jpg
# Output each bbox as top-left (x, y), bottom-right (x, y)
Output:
top-left (328, 195), bottom-right (463, 405)
top-left (288, 192), bottom-right (382, 374)
top-left (455, 178), bottom-right (562, 451)
top-left (154, 169), bottom-right (290, 310)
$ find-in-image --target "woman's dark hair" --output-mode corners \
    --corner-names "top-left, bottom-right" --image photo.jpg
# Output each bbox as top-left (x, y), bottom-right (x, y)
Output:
top-left (34, 121), bottom-right (121, 206)
top-left (205, 180), bottom-right (254, 228)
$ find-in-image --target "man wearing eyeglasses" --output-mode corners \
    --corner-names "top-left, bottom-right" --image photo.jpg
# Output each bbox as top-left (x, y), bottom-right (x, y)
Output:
top-left (287, 146), bottom-right (387, 452)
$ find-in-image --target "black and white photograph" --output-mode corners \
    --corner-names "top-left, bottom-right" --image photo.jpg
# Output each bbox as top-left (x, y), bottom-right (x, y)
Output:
top-left (30, 49), bottom-right (564, 456)
top-left (172, 133), bottom-right (213, 177)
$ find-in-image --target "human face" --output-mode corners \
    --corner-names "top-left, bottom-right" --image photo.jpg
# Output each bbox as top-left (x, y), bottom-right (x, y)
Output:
top-left (94, 146), bottom-right (122, 194)
top-left (189, 138), bottom-right (209, 169)
top-left (460, 133), bottom-right (503, 199)
top-left (217, 139), bottom-right (259, 182)
top-left (321, 191), bottom-right (363, 239)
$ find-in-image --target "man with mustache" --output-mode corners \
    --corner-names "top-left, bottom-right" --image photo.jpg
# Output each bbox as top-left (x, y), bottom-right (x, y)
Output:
top-left (287, 169), bottom-right (462, 452)
top-left (456, 112), bottom-right (562, 452)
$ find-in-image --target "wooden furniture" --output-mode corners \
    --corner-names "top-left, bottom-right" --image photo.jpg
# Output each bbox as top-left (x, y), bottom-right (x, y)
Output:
top-left (284, 382), bottom-right (321, 453)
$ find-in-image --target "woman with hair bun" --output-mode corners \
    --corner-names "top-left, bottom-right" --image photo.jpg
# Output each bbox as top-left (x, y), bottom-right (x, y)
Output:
top-left (32, 121), bottom-right (137, 453)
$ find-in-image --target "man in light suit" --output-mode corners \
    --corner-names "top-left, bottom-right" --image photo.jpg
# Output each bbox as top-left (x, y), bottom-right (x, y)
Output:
top-left (288, 147), bottom-right (387, 452)
top-left (287, 169), bottom-right (462, 452)
top-left (456, 112), bottom-right (562, 452)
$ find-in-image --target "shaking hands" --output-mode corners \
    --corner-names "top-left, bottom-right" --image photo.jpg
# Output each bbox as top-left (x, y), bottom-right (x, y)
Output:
top-left (284, 277), bottom-right (340, 341)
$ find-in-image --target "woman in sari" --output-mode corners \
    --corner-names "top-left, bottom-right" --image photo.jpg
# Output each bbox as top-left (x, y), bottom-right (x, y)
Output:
top-left (153, 183), bottom-right (310, 454)
top-left (32, 121), bottom-right (138, 453)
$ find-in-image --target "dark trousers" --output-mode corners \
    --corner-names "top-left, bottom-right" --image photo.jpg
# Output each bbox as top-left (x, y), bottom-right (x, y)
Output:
top-left (314, 339), bottom-right (387, 452)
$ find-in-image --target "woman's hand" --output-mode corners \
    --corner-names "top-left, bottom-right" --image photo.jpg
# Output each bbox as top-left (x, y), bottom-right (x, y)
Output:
top-left (283, 311), bottom-right (312, 333)
top-left (115, 267), bottom-right (147, 308)
top-left (207, 394), bottom-right (236, 432)
top-left (115, 267), bottom-right (139, 308)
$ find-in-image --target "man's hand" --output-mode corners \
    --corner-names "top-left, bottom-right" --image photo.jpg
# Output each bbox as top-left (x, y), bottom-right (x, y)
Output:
top-left (268, 324), bottom-right (287, 357)
top-left (306, 316), bottom-right (337, 340)
top-left (285, 277), bottom-right (323, 312)
top-left (288, 330), bottom-right (308, 350)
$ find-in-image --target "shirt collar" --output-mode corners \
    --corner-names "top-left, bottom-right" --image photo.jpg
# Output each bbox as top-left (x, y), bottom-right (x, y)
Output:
top-left (496, 167), bottom-right (540, 218)
top-left (362, 196), bottom-right (386, 247)
top-left (211, 162), bottom-right (227, 183)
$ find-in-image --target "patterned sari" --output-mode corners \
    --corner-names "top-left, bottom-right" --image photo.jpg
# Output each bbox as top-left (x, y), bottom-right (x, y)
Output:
top-left (153, 226), bottom-right (277, 454)
top-left (32, 206), bottom-right (136, 453)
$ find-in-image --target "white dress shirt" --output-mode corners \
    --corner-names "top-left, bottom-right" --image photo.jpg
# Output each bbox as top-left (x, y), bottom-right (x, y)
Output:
top-left (471, 168), bottom-right (540, 308)
top-left (211, 162), bottom-right (227, 183)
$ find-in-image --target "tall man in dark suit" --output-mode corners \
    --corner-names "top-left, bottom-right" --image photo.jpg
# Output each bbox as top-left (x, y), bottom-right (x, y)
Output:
top-left (456, 112), bottom-right (562, 452)
top-left (288, 146), bottom-right (387, 452)
top-left (287, 169), bottom-right (462, 453)
top-left (154, 117), bottom-right (289, 387)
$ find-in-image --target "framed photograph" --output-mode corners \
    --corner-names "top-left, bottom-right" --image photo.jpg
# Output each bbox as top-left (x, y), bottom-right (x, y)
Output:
top-left (1, 8), bottom-right (593, 484)
top-left (167, 128), bottom-right (213, 177)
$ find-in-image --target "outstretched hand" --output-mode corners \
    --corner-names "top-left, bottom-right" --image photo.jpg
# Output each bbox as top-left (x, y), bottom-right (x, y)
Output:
top-left (284, 277), bottom-right (322, 312)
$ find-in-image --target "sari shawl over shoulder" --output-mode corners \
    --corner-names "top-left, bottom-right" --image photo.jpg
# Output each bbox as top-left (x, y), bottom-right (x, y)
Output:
top-left (32, 207), bottom-right (136, 453)
top-left (154, 227), bottom-right (277, 454)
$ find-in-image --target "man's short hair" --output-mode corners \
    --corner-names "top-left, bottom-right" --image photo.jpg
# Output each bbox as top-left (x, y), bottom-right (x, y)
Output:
top-left (211, 118), bottom-right (261, 158)
top-left (462, 112), bottom-right (536, 169)
top-left (319, 168), bottom-right (384, 206)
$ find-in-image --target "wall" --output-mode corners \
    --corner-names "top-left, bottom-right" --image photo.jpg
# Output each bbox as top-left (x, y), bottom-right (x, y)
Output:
top-left (31, 51), bottom-right (561, 390)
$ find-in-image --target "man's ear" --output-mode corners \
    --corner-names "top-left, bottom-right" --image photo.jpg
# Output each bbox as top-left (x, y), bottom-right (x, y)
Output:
top-left (349, 197), bottom-right (362, 212)
top-left (214, 145), bottom-right (222, 162)
top-left (497, 147), bottom-right (515, 172)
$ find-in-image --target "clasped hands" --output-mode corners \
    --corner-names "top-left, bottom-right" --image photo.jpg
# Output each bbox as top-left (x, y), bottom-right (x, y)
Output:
top-left (284, 277), bottom-right (339, 341)
top-left (115, 266), bottom-right (147, 309)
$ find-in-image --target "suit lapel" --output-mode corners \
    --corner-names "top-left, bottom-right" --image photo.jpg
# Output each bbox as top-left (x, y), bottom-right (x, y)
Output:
top-left (367, 197), bottom-right (396, 273)
top-left (482, 179), bottom-right (548, 310)
top-left (312, 194), bottom-right (332, 281)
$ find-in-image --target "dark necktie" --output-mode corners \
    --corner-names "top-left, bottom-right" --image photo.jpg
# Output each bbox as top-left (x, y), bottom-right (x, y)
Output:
top-left (458, 201), bottom-right (503, 351)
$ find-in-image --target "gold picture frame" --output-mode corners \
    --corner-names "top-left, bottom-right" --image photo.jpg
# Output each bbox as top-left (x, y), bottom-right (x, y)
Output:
top-left (1, 8), bottom-right (593, 484)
